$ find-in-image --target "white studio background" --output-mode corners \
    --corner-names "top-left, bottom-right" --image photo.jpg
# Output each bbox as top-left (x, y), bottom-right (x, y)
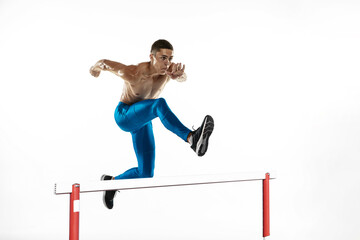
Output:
top-left (1, 0), bottom-right (360, 239)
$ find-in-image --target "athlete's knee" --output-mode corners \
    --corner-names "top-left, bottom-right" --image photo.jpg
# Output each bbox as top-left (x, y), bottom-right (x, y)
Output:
top-left (157, 97), bottom-right (167, 108)
top-left (155, 98), bottom-right (170, 118)
top-left (138, 169), bottom-right (154, 178)
top-left (144, 171), bottom-right (154, 178)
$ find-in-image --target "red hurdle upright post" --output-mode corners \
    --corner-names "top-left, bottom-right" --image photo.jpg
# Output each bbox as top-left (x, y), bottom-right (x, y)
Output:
top-left (263, 173), bottom-right (270, 239)
top-left (69, 184), bottom-right (80, 240)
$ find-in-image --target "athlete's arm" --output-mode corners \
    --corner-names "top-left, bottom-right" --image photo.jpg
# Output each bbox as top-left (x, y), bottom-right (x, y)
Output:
top-left (166, 63), bottom-right (187, 82)
top-left (90, 59), bottom-right (135, 80)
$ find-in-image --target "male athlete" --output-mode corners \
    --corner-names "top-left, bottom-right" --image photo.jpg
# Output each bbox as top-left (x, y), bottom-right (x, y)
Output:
top-left (90, 39), bottom-right (214, 209)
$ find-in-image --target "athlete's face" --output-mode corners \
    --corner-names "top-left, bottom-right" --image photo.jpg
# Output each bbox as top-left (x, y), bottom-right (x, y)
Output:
top-left (150, 48), bottom-right (173, 75)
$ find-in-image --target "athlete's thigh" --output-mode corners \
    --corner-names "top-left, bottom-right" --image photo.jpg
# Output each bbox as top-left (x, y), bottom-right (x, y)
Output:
top-left (133, 99), bottom-right (161, 121)
top-left (118, 99), bottom-right (159, 133)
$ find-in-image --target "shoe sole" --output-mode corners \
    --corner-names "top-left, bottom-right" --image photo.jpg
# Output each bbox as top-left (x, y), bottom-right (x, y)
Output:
top-left (196, 115), bottom-right (214, 156)
top-left (101, 175), bottom-right (117, 209)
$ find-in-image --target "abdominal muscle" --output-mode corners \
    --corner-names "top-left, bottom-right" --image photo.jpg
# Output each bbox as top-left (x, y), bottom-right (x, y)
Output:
top-left (120, 77), bottom-right (169, 105)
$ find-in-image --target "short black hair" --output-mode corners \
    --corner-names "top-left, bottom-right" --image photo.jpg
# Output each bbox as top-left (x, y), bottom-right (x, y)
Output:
top-left (151, 39), bottom-right (173, 55)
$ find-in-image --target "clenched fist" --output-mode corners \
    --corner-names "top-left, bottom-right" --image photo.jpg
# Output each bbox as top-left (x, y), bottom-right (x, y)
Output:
top-left (89, 66), bottom-right (101, 78)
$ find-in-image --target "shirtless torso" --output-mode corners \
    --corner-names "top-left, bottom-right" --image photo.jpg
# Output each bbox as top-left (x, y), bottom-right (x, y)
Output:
top-left (90, 48), bottom-right (186, 105)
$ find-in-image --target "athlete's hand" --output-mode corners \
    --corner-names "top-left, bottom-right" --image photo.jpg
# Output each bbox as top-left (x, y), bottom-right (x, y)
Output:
top-left (166, 63), bottom-right (185, 79)
top-left (89, 65), bottom-right (101, 78)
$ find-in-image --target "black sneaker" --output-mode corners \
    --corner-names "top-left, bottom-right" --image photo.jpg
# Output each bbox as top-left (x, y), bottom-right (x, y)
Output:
top-left (101, 174), bottom-right (117, 209)
top-left (190, 115), bottom-right (214, 156)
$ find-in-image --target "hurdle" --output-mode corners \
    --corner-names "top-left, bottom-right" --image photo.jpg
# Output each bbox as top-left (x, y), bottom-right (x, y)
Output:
top-left (55, 172), bottom-right (275, 240)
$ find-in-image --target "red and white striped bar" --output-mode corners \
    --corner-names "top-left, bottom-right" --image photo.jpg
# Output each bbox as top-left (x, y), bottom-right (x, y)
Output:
top-left (69, 184), bottom-right (80, 240)
top-left (55, 172), bottom-right (276, 240)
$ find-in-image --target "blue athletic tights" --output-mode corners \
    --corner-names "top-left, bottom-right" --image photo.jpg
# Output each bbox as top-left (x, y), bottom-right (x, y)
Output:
top-left (113, 98), bottom-right (191, 180)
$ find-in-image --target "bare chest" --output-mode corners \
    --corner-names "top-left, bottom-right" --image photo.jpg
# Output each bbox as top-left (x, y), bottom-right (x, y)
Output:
top-left (126, 76), bottom-right (169, 100)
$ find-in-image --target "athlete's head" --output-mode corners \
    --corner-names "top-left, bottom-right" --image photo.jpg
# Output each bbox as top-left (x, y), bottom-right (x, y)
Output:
top-left (151, 39), bottom-right (173, 56)
top-left (150, 39), bottom-right (174, 75)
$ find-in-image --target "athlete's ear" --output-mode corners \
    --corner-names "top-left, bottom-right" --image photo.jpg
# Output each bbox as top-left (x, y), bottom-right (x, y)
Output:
top-left (150, 53), bottom-right (154, 62)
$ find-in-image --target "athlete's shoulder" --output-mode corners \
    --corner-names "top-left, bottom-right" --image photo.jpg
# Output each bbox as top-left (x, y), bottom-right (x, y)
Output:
top-left (121, 62), bottom-right (149, 81)
top-left (134, 62), bottom-right (151, 75)
top-left (136, 62), bottom-right (150, 70)
top-left (121, 63), bottom-right (141, 76)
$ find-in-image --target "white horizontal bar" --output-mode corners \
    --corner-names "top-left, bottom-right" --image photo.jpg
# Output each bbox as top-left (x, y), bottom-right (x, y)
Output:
top-left (55, 172), bottom-right (276, 195)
